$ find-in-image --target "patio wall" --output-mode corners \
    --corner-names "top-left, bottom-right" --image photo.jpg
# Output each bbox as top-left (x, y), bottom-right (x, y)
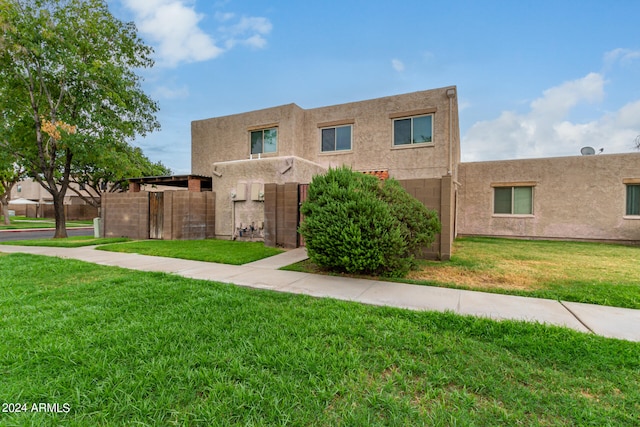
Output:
top-left (102, 191), bottom-right (215, 240)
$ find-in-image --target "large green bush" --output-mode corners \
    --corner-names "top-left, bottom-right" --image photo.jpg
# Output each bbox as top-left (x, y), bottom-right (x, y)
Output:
top-left (299, 166), bottom-right (441, 277)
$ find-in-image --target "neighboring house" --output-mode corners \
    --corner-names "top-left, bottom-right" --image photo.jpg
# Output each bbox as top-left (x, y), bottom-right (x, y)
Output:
top-left (9, 178), bottom-right (98, 219)
top-left (191, 86), bottom-right (460, 258)
top-left (457, 153), bottom-right (640, 243)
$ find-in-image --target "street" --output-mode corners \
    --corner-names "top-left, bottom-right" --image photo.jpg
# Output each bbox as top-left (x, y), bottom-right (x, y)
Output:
top-left (0, 228), bottom-right (94, 242)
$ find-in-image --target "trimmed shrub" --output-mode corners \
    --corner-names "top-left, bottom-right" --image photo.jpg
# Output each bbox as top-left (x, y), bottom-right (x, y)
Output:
top-left (299, 166), bottom-right (441, 277)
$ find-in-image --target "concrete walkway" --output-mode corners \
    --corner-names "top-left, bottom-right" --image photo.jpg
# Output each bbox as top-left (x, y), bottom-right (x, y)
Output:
top-left (2, 245), bottom-right (639, 342)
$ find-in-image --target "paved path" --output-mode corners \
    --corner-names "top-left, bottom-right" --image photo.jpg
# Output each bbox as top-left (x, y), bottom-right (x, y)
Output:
top-left (2, 245), bottom-right (639, 342)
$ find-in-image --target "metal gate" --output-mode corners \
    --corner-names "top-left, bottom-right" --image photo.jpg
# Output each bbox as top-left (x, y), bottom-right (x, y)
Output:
top-left (149, 192), bottom-right (164, 239)
top-left (298, 184), bottom-right (309, 246)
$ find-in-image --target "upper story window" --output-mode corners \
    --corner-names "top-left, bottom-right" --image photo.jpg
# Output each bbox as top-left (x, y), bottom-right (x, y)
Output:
top-left (626, 184), bottom-right (640, 216)
top-left (393, 114), bottom-right (433, 146)
top-left (321, 125), bottom-right (352, 152)
top-left (250, 127), bottom-right (277, 154)
top-left (494, 185), bottom-right (533, 215)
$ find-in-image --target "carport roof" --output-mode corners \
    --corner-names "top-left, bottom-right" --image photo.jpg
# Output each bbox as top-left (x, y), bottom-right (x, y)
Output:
top-left (127, 175), bottom-right (212, 190)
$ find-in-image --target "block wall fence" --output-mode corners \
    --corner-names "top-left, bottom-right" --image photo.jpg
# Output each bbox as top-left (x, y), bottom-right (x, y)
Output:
top-left (102, 191), bottom-right (215, 240)
top-left (264, 177), bottom-right (455, 260)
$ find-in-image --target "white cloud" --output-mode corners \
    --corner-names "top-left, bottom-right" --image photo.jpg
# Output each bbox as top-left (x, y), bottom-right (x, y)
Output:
top-left (604, 48), bottom-right (640, 66)
top-left (153, 84), bottom-right (190, 100)
top-left (462, 73), bottom-right (640, 161)
top-left (121, 0), bottom-right (271, 67)
top-left (219, 15), bottom-right (272, 50)
top-left (391, 59), bottom-right (405, 72)
top-left (214, 11), bottom-right (235, 22)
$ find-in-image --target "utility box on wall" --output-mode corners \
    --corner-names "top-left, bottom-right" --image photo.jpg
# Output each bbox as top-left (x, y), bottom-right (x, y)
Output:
top-left (235, 182), bottom-right (247, 201)
top-left (250, 182), bottom-right (264, 201)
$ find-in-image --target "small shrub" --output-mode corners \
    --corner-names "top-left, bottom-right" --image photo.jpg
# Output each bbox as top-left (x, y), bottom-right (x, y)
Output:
top-left (299, 166), bottom-right (441, 277)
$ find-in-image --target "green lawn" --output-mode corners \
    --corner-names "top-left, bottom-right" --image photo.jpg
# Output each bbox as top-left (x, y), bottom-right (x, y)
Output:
top-left (0, 216), bottom-right (93, 230)
top-left (285, 237), bottom-right (640, 310)
top-left (0, 236), bottom-right (129, 247)
top-left (0, 253), bottom-right (638, 426)
top-left (97, 239), bottom-right (284, 265)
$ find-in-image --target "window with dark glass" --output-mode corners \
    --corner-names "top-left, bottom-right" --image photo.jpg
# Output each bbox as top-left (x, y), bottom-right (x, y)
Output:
top-left (626, 184), bottom-right (640, 216)
top-left (250, 128), bottom-right (277, 154)
top-left (393, 115), bottom-right (432, 145)
top-left (321, 125), bottom-right (352, 152)
top-left (494, 186), bottom-right (533, 215)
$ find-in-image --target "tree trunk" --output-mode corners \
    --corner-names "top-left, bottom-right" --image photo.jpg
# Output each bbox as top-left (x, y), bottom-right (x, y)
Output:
top-left (1, 200), bottom-right (10, 226)
top-left (52, 193), bottom-right (67, 238)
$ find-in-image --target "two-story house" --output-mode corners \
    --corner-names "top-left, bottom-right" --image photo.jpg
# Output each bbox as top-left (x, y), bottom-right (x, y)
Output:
top-left (191, 86), bottom-right (460, 258)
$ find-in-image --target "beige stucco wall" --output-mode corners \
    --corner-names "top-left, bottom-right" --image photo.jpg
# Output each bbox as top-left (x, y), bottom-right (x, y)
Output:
top-left (192, 103), bottom-right (306, 175)
top-left (458, 153), bottom-right (640, 242)
top-left (211, 156), bottom-right (326, 239)
top-left (191, 86), bottom-right (460, 182)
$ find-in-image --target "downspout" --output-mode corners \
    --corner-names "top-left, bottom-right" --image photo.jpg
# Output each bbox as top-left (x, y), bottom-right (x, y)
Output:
top-left (446, 88), bottom-right (457, 256)
top-left (446, 87), bottom-right (456, 176)
top-left (231, 191), bottom-right (236, 239)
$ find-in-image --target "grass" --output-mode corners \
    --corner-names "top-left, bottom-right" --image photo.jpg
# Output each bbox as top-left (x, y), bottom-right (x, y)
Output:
top-left (0, 216), bottom-right (93, 230)
top-left (0, 235), bottom-right (129, 247)
top-left (97, 239), bottom-right (284, 265)
top-left (0, 253), bottom-right (638, 426)
top-left (283, 237), bottom-right (640, 309)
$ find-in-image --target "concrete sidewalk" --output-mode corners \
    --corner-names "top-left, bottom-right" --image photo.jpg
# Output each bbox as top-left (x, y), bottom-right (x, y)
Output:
top-left (2, 245), bottom-right (639, 342)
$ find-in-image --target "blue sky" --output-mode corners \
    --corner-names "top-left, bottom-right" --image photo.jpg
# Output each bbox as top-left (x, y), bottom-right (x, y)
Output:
top-left (109, 0), bottom-right (640, 174)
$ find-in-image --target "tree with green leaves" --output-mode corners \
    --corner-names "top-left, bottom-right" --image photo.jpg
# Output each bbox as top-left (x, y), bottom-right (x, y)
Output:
top-left (0, 0), bottom-right (159, 237)
top-left (68, 144), bottom-right (170, 212)
top-left (0, 153), bottom-right (24, 225)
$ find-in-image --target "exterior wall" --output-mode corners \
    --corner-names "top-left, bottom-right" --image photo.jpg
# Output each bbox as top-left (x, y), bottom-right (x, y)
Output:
top-left (11, 178), bottom-right (98, 207)
top-left (191, 87), bottom-right (460, 182)
top-left (102, 191), bottom-right (216, 240)
top-left (211, 156), bottom-right (326, 239)
top-left (458, 153), bottom-right (640, 243)
top-left (11, 178), bottom-right (99, 219)
top-left (264, 182), bottom-right (300, 248)
top-left (102, 192), bottom-right (150, 240)
top-left (42, 204), bottom-right (98, 220)
top-left (192, 103), bottom-right (306, 174)
top-left (162, 191), bottom-right (215, 240)
top-left (299, 88), bottom-right (459, 181)
top-left (398, 177), bottom-right (455, 260)
top-left (263, 178), bottom-right (454, 258)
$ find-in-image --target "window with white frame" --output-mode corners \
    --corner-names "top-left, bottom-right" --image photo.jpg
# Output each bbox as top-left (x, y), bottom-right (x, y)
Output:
top-left (494, 186), bottom-right (533, 215)
top-left (393, 114), bottom-right (433, 146)
top-left (626, 184), bottom-right (640, 216)
top-left (250, 127), bottom-right (277, 154)
top-left (321, 125), bottom-right (352, 152)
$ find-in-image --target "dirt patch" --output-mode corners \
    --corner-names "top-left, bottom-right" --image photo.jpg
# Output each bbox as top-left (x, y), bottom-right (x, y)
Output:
top-left (407, 260), bottom-right (557, 292)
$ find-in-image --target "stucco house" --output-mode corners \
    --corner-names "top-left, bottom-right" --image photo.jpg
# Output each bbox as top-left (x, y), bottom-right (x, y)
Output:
top-left (191, 86), bottom-right (460, 258)
top-left (458, 153), bottom-right (640, 242)
top-left (9, 178), bottom-right (99, 219)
